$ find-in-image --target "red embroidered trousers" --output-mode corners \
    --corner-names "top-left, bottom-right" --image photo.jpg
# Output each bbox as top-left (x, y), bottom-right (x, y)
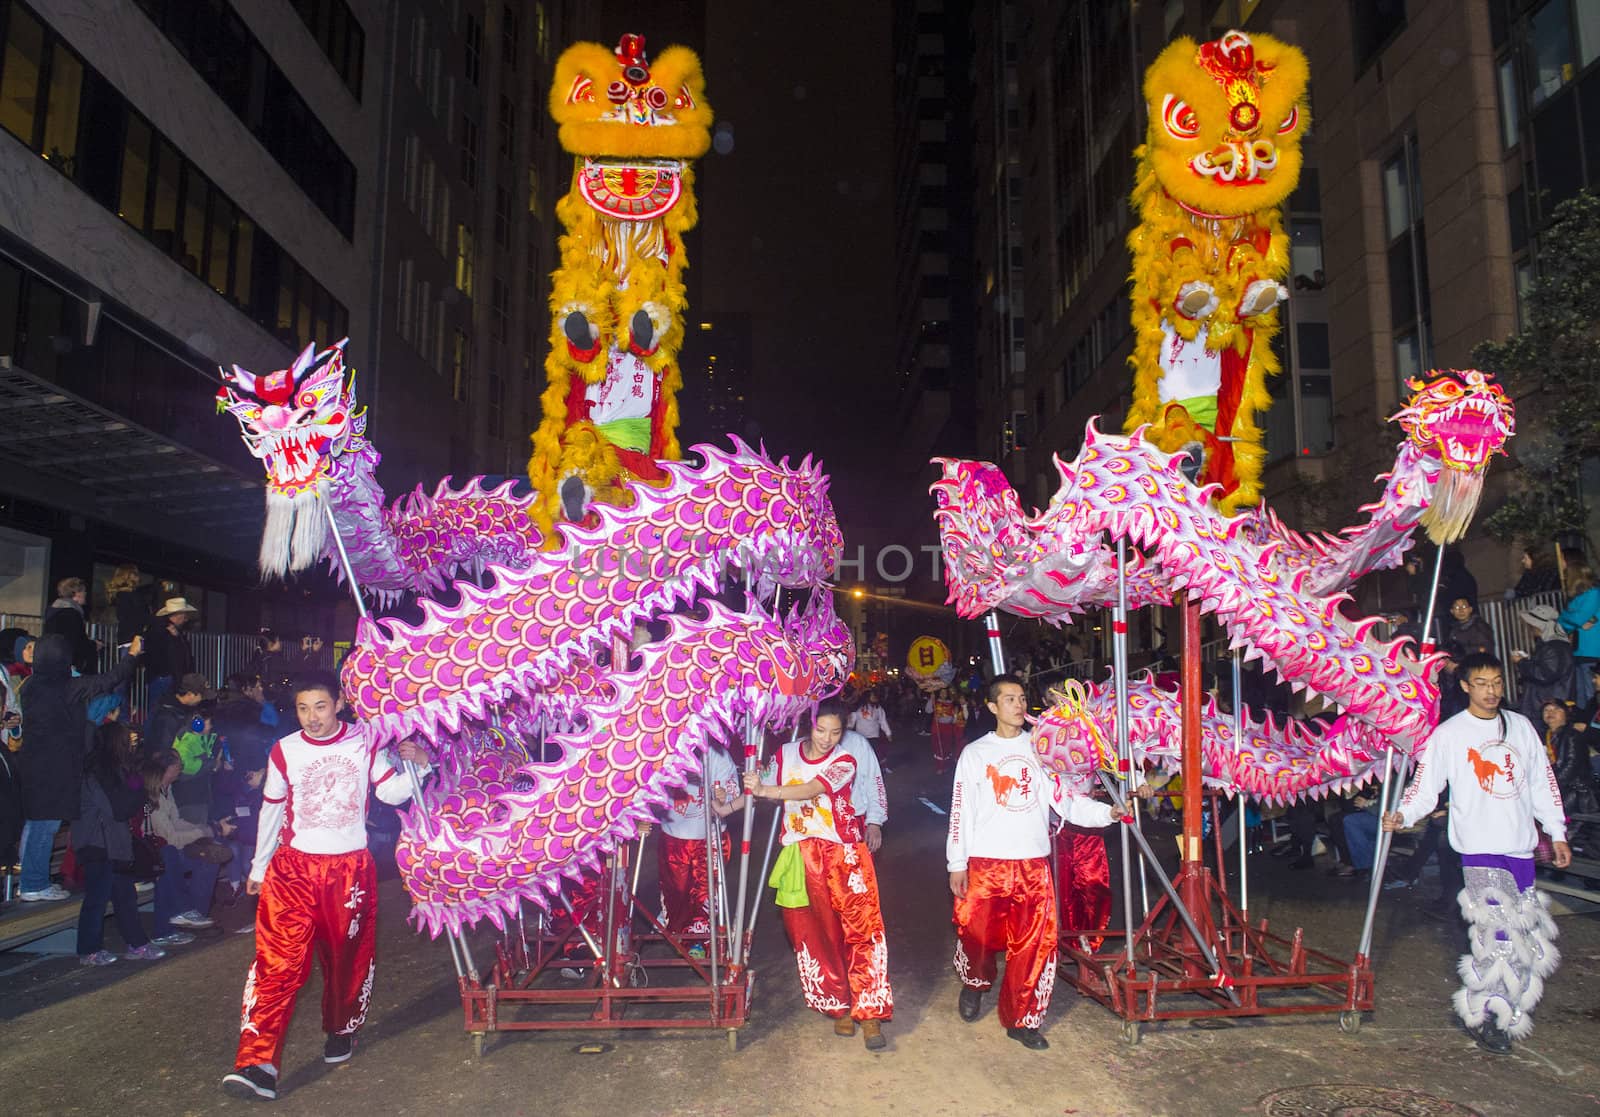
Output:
top-left (952, 856), bottom-right (1058, 1029)
top-left (780, 839), bottom-right (893, 1021)
top-left (931, 723), bottom-right (961, 769)
top-left (236, 847), bottom-right (377, 1071)
top-left (657, 831), bottom-right (728, 937)
top-left (1054, 824), bottom-right (1112, 952)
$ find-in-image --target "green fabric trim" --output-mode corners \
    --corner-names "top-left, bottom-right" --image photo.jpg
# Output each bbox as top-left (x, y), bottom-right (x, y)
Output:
top-left (596, 416), bottom-right (652, 453)
top-left (769, 841), bottom-right (809, 908)
top-left (1174, 394), bottom-right (1219, 431)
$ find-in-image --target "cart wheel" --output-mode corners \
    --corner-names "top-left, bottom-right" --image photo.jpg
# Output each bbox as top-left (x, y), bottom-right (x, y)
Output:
top-left (1338, 1010), bottom-right (1362, 1034)
top-left (471, 1032), bottom-right (487, 1059)
top-left (1120, 1020), bottom-right (1141, 1046)
top-left (726, 1028), bottom-right (739, 1052)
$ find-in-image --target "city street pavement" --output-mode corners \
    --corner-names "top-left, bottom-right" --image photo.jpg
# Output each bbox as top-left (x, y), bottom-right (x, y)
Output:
top-left (3, 741), bottom-right (1598, 1117)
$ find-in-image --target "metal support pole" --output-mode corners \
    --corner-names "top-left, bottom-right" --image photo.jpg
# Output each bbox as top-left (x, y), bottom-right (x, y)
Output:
top-left (558, 892), bottom-right (607, 964)
top-left (1099, 771), bottom-right (1240, 1007)
top-left (747, 801), bottom-right (783, 944)
top-left (1179, 594), bottom-right (1205, 919)
top-left (1232, 649), bottom-right (1248, 915)
top-left (1113, 540), bottom-right (1138, 968)
top-left (984, 610), bottom-right (1007, 675)
top-left (730, 569), bottom-right (760, 968)
top-left (704, 749), bottom-right (721, 995)
top-left (1356, 544), bottom-right (1447, 960)
top-left (601, 852), bottom-right (622, 988)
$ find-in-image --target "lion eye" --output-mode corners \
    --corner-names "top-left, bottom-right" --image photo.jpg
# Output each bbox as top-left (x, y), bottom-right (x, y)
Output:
top-left (1277, 105), bottom-right (1300, 134)
top-left (1161, 95), bottom-right (1200, 139)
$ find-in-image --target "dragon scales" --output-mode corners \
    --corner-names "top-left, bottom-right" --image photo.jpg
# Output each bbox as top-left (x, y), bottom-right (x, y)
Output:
top-left (933, 371), bottom-right (1515, 804)
top-left (219, 341), bottom-right (850, 936)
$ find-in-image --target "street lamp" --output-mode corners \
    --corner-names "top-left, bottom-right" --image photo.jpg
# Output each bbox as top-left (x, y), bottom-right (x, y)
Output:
top-left (851, 587), bottom-right (865, 600)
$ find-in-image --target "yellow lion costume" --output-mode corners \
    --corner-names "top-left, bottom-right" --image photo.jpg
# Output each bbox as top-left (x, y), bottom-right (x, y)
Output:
top-left (1124, 30), bottom-right (1309, 515)
top-left (528, 34), bottom-right (712, 532)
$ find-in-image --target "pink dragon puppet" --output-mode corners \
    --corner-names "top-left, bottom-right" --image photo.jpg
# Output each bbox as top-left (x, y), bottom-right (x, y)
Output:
top-left (219, 342), bottom-right (851, 936)
top-left (932, 370), bottom-right (1514, 801)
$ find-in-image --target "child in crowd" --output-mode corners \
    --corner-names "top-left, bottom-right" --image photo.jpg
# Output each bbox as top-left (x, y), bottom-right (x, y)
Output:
top-left (222, 675), bottom-right (430, 1102)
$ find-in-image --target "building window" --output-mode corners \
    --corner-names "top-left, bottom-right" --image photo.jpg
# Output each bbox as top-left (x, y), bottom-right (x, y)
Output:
top-left (527, 162), bottom-right (541, 217)
top-left (420, 158), bottom-right (436, 236)
top-left (1527, 0), bottom-right (1575, 106)
top-left (41, 41), bottom-right (82, 173)
top-left (494, 184), bottom-right (510, 248)
top-left (1351, 0), bottom-right (1407, 75)
top-left (460, 116), bottom-right (479, 189)
top-left (1382, 134), bottom-right (1430, 390)
top-left (285, 0), bottom-right (365, 97)
top-left (397, 259), bottom-right (414, 343)
top-left (0, 3), bottom-right (43, 146)
top-left (534, 2), bottom-right (549, 61)
top-left (451, 329), bottom-right (471, 402)
top-left (1497, 55), bottom-right (1521, 148)
top-left (487, 372), bottom-right (504, 437)
top-left (502, 5), bottom-right (518, 69)
top-left (498, 93), bottom-right (516, 158)
top-left (455, 224), bottom-right (475, 295)
top-left (464, 12), bottom-right (482, 86)
top-left (1290, 220), bottom-right (1325, 290)
top-left (490, 275), bottom-right (508, 344)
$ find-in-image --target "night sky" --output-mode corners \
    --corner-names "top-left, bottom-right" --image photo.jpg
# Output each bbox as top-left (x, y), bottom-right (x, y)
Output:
top-left (598, 0), bottom-right (902, 558)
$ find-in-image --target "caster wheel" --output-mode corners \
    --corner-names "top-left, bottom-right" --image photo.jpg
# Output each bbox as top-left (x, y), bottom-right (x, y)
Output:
top-left (1120, 1020), bottom-right (1141, 1046)
top-left (1338, 1011), bottom-right (1362, 1034)
top-left (726, 1028), bottom-right (739, 1052)
top-left (471, 1032), bottom-right (487, 1058)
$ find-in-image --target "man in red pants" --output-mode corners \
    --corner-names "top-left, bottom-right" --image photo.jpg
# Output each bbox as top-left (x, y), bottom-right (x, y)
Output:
top-left (223, 676), bottom-right (429, 1101)
top-left (1055, 823), bottom-right (1113, 953)
top-left (656, 745), bottom-right (740, 950)
top-left (947, 675), bottom-right (1125, 1050)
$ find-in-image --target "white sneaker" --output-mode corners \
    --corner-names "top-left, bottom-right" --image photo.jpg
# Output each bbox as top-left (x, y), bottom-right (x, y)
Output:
top-left (152, 931), bottom-right (195, 947)
top-left (20, 885), bottom-right (70, 902)
top-left (171, 911), bottom-right (215, 929)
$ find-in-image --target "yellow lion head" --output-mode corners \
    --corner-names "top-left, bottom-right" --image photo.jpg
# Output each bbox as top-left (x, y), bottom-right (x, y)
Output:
top-left (550, 34), bottom-right (712, 159)
top-left (1141, 30), bottom-right (1309, 218)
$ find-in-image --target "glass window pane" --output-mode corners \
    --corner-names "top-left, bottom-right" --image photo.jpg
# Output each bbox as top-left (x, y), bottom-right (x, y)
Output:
top-left (297, 269), bottom-right (315, 343)
top-left (42, 47), bottom-right (83, 171)
top-left (0, 5), bottom-right (45, 144)
top-left (1387, 234), bottom-right (1417, 325)
top-left (1263, 359), bottom-right (1295, 465)
top-left (277, 261), bottom-right (296, 334)
top-left (181, 165), bottom-right (208, 274)
top-left (1382, 154), bottom-right (1409, 241)
top-left (1291, 220), bottom-right (1324, 289)
top-left (331, 303), bottom-right (348, 342)
top-left (1581, 0), bottom-right (1600, 67)
top-left (1497, 56), bottom-right (1520, 148)
top-left (1533, 88), bottom-right (1583, 208)
top-left (313, 287), bottom-right (330, 347)
top-left (1296, 321), bottom-right (1331, 369)
top-left (1395, 330), bottom-right (1421, 387)
top-left (232, 214), bottom-right (254, 306)
top-left (1300, 375), bottom-right (1334, 455)
top-left (1527, 0), bottom-right (1574, 106)
top-left (206, 194), bottom-right (232, 295)
top-left (150, 140), bottom-right (181, 256)
top-left (118, 115), bottom-right (152, 229)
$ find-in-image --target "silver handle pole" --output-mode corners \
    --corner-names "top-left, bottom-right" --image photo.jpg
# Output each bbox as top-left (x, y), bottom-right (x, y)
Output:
top-left (1232, 649), bottom-right (1248, 914)
top-left (1114, 540), bottom-right (1138, 969)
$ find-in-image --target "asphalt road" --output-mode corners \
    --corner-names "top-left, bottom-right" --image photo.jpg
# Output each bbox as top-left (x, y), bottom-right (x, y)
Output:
top-left (3, 743), bottom-right (1598, 1116)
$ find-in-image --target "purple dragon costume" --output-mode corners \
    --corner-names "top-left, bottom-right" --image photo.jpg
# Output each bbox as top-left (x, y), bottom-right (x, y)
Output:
top-left (218, 341), bottom-right (850, 936)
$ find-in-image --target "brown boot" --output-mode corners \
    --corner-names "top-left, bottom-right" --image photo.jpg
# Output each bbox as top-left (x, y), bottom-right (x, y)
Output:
top-left (861, 1019), bottom-right (886, 1050)
top-left (833, 1016), bottom-right (857, 1037)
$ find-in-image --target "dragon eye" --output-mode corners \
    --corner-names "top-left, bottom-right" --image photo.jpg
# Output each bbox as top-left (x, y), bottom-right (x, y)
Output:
top-left (1277, 105), bottom-right (1300, 134)
top-left (1161, 95), bottom-right (1200, 140)
top-left (606, 80), bottom-right (628, 104)
top-left (645, 86), bottom-right (668, 109)
top-left (298, 391), bottom-right (318, 408)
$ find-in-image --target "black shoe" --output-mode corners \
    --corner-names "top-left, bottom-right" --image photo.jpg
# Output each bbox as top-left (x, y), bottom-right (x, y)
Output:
top-left (1006, 1026), bottom-right (1049, 1050)
top-left (563, 311), bottom-right (595, 353)
top-left (222, 1065), bottom-right (278, 1100)
top-left (1271, 843), bottom-right (1299, 859)
top-left (559, 475), bottom-right (588, 523)
top-left (1288, 855), bottom-right (1314, 870)
top-left (323, 1033), bottom-right (356, 1064)
top-left (1474, 1020), bottom-right (1513, 1055)
top-left (958, 987), bottom-right (983, 1022)
top-left (630, 309), bottom-right (655, 354)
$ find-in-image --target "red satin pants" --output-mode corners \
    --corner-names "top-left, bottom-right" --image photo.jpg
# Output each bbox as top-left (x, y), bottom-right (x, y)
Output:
top-left (235, 847), bottom-right (377, 1071)
top-left (780, 839), bottom-right (893, 1021)
top-left (1055, 824), bottom-right (1112, 952)
top-left (931, 723), bottom-right (961, 769)
top-left (952, 856), bottom-right (1058, 1029)
top-left (657, 831), bottom-right (728, 937)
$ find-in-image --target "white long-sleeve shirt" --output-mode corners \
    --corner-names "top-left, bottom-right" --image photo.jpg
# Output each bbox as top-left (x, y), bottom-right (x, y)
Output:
top-left (659, 748), bottom-right (740, 839)
top-left (1397, 707), bottom-right (1567, 856)
top-left (841, 730), bottom-right (888, 826)
top-left (848, 703), bottom-right (891, 741)
top-left (250, 721), bottom-right (421, 882)
top-left (947, 730), bottom-right (1117, 871)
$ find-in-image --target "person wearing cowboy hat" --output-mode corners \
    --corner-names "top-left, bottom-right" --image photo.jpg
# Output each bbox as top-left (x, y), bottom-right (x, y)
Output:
top-left (143, 597), bottom-right (199, 712)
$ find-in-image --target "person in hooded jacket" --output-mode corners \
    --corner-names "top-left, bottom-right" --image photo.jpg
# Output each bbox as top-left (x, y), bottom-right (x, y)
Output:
top-left (72, 721), bottom-right (163, 964)
top-left (1513, 603), bottom-right (1579, 720)
top-left (16, 634), bottom-right (142, 901)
